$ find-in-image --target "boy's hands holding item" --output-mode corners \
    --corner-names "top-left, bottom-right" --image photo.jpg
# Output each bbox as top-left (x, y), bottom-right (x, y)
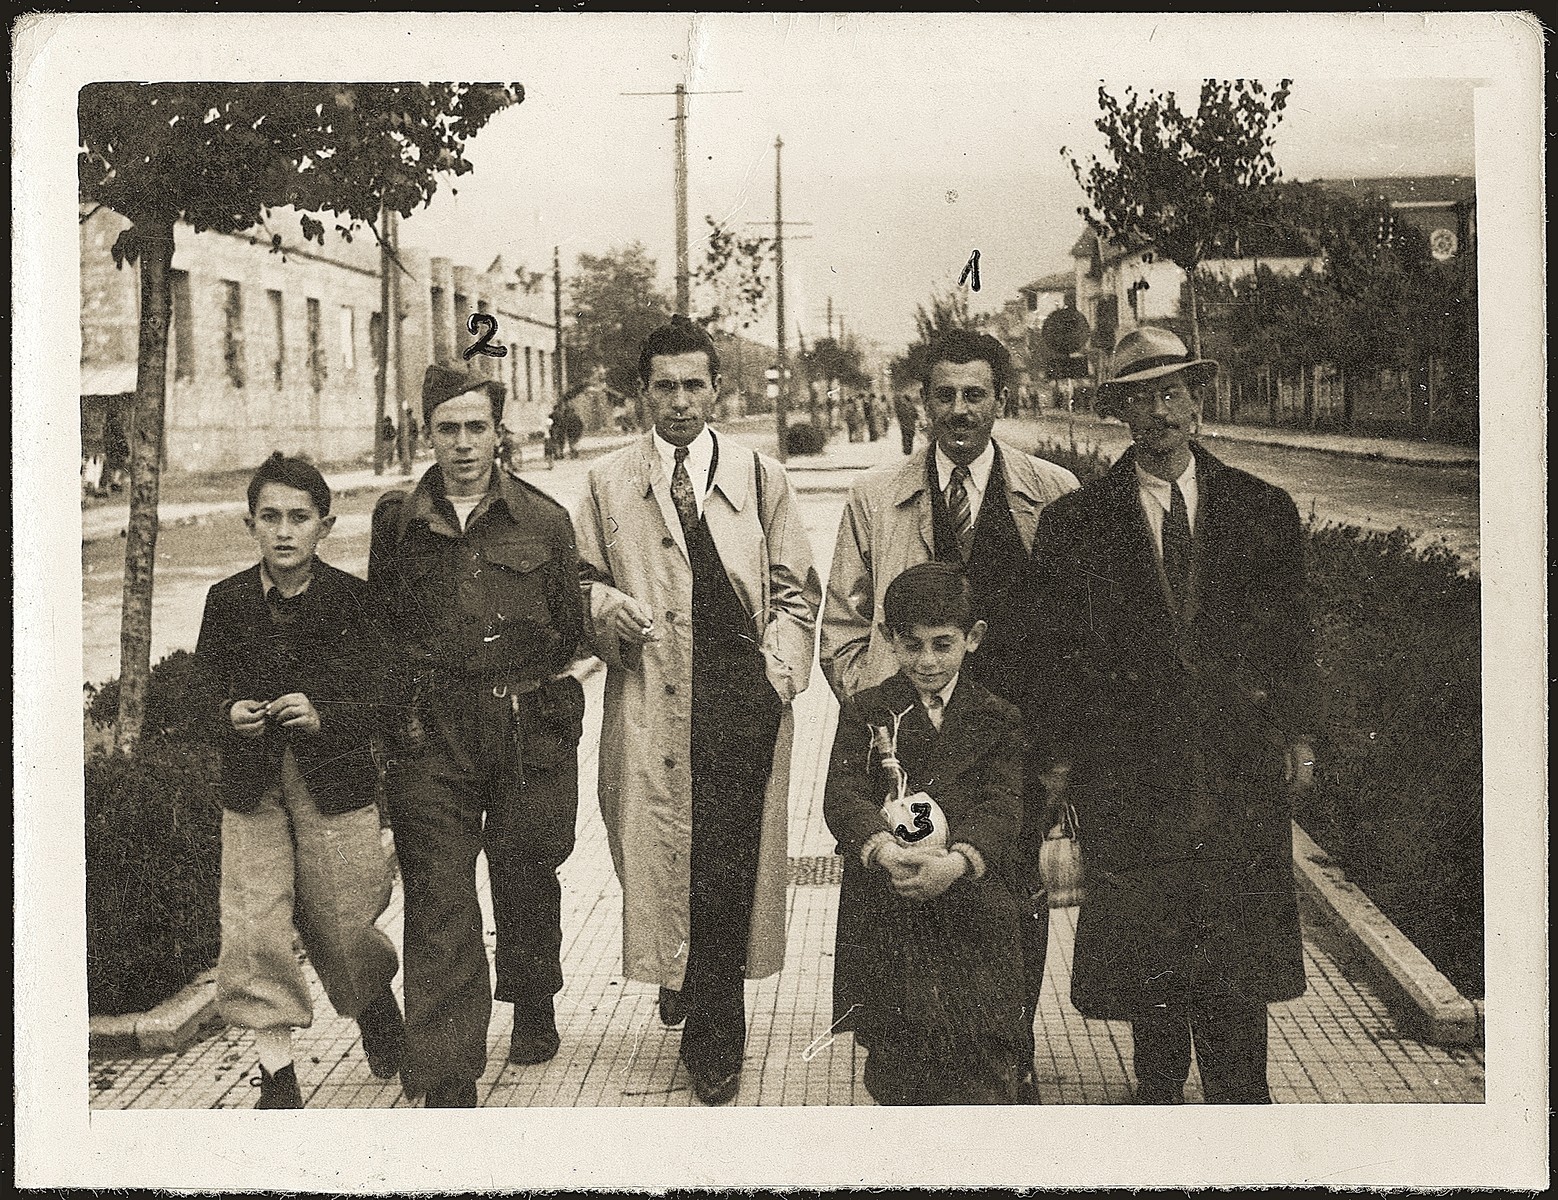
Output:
top-left (267, 692), bottom-right (321, 735)
top-left (877, 841), bottom-right (968, 902)
top-left (229, 699), bottom-right (270, 739)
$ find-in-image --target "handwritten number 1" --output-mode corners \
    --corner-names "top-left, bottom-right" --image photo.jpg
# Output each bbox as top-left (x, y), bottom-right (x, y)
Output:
top-left (463, 312), bottom-right (508, 360)
top-left (958, 249), bottom-right (981, 292)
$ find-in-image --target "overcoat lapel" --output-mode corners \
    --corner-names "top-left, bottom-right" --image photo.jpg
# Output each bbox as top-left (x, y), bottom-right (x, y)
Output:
top-left (636, 435), bottom-right (690, 562)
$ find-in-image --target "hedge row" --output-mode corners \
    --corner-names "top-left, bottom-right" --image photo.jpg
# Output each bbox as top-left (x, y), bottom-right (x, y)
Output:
top-left (1031, 437), bottom-right (1483, 995)
top-left (84, 650), bottom-right (223, 1016)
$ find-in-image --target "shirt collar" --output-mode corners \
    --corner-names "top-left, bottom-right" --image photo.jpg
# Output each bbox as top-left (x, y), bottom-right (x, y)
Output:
top-left (1134, 453), bottom-right (1198, 507)
top-left (916, 672), bottom-right (960, 711)
top-left (935, 441), bottom-right (995, 496)
top-left (259, 559), bottom-right (314, 600)
top-left (653, 426), bottom-right (715, 484)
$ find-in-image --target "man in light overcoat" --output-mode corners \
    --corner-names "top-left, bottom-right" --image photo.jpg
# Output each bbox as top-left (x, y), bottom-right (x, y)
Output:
top-left (573, 315), bottom-right (821, 1105)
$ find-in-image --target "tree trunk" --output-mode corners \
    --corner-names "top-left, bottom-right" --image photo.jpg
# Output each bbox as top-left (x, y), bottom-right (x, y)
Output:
top-left (114, 219), bottom-right (175, 753)
top-left (1186, 270), bottom-right (1202, 360)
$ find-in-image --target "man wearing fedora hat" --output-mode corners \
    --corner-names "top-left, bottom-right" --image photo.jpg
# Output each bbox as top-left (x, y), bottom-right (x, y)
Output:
top-left (1027, 325), bottom-right (1323, 1104)
top-left (367, 363), bottom-right (587, 1108)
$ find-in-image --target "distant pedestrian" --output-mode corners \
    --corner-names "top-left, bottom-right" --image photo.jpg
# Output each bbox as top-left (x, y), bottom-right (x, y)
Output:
top-left (864, 393), bottom-right (880, 441)
top-left (845, 393), bottom-right (864, 443)
top-left (1027, 326), bottom-right (1323, 1104)
top-left (195, 452), bottom-right (404, 1110)
top-left (380, 414), bottom-right (396, 453)
top-left (559, 395), bottom-right (585, 458)
top-left (824, 562), bottom-right (1028, 1105)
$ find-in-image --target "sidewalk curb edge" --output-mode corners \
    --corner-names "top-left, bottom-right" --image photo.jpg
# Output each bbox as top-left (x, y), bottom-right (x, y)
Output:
top-left (1291, 821), bottom-right (1479, 1046)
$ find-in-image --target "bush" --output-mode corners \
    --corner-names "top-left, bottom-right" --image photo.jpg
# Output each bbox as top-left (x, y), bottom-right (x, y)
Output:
top-left (85, 653), bottom-right (223, 1016)
top-left (1029, 438), bottom-right (1484, 995)
top-left (1299, 525), bottom-right (1482, 995)
top-left (784, 421), bottom-right (828, 457)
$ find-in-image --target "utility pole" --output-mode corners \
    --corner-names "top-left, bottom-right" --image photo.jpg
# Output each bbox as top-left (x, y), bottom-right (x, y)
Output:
top-left (390, 208), bottom-right (410, 475)
top-left (827, 295), bottom-right (833, 340)
top-left (622, 83), bottom-right (741, 317)
top-left (374, 203), bottom-right (392, 476)
top-left (553, 245), bottom-right (565, 404)
top-left (749, 136), bottom-right (811, 461)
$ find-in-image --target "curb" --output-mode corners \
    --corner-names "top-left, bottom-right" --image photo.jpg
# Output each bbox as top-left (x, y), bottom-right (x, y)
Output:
top-left (1027, 415), bottom-right (1477, 471)
top-left (1291, 822), bottom-right (1479, 1046)
top-left (88, 968), bottom-right (224, 1056)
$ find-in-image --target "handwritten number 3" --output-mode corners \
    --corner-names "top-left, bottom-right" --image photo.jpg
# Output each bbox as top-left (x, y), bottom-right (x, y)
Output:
top-left (894, 801), bottom-right (935, 844)
top-left (464, 312), bottom-right (508, 360)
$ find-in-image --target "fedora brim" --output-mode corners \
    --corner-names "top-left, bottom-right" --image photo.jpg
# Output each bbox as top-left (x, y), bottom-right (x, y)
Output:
top-left (1101, 358), bottom-right (1218, 393)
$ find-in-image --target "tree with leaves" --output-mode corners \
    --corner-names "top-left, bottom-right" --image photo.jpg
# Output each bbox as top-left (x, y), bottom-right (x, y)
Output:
top-left (1064, 78), bottom-right (1293, 358)
top-left (691, 215), bottom-right (773, 336)
top-left (566, 243), bottom-right (673, 427)
top-left (79, 81), bottom-right (524, 750)
top-left (888, 288), bottom-right (983, 391)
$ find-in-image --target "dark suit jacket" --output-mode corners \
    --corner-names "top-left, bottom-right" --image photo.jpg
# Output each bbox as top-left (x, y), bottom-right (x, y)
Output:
top-left (824, 672), bottom-right (1027, 1056)
top-left (194, 559), bottom-right (380, 815)
top-left (1028, 443), bottom-right (1322, 1015)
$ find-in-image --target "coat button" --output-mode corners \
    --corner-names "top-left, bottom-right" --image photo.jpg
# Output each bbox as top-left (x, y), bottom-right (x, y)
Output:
top-left (661, 536), bottom-right (675, 548)
top-left (663, 756), bottom-right (676, 769)
top-left (664, 683), bottom-right (677, 695)
top-left (665, 610), bottom-right (676, 622)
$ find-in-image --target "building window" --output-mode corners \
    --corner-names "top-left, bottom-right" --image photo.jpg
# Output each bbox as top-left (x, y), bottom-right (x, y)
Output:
top-left (339, 306), bottom-right (356, 371)
top-left (170, 270), bottom-right (194, 381)
top-left (369, 311), bottom-right (385, 395)
top-left (267, 289), bottom-right (285, 388)
top-left (221, 280), bottom-right (246, 388)
top-left (307, 298), bottom-right (326, 393)
top-left (524, 346), bottom-right (534, 403)
top-left (538, 348), bottom-right (548, 400)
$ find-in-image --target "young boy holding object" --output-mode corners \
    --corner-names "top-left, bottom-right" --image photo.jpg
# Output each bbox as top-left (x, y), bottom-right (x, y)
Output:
top-left (822, 560), bottom-right (1028, 1105)
top-left (194, 452), bottom-right (403, 1108)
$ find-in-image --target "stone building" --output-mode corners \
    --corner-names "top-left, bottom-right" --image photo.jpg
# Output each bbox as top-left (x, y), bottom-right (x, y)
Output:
top-left (80, 206), bottom-right (564, 475)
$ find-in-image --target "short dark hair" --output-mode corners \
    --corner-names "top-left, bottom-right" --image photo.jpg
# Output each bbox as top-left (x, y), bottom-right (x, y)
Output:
top-left (921, 328), bottom-right (1011, 398)
top-left (883, 561), bottom-right (977, 635)
top-left (638, 314), bottom-right (720, 385)
top-left (247, 451), bottom-right (331, 517)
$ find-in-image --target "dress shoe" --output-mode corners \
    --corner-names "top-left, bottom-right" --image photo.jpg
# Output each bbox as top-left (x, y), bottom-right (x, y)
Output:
top-left (356, 990), bottom-right (405, 1080)
top-left (508, 1022), bottom-right (561, 1065)
top-left (253, 1062), bottom-right (304, 1109)
top-left (657, 986), bottom-right (686, 1028)
top-left (425, 1078), bottom-right (478, 1108)
top-left (686, 1062), bottom-right (740, 1106)
top-left (508, 997), bottom-right (561, 1065)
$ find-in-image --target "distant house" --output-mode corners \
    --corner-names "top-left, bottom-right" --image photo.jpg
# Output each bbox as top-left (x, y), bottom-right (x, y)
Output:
top-left (1311, 175), bottom-right (1477, 263)
top-left (80, 207), bottom-right (566, 475)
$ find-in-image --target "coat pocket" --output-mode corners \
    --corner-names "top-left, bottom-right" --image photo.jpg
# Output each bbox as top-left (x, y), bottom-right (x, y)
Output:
top-left (520, 674), bottom-right (586, 768)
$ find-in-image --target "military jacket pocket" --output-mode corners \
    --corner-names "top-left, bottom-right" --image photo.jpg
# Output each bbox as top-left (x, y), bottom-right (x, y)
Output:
top-left (520, 674), bottom-right (586, 768)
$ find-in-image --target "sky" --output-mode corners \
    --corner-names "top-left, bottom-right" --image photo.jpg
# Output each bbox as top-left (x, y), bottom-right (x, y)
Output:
top-left (391, 13), bottom-right (1480, 362)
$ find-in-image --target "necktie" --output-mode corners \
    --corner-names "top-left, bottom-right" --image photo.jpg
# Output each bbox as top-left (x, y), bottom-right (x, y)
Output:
top-left (670, 446), bottom-right (699, 532)
top-left (1162, 481), bottom-right (1192, 609)
top-left (946, 465), bottom-right (973, 558)
top-left (925, 693), bottom-right (944, 730)
top-left (266, 586), bottom-right (305, 622)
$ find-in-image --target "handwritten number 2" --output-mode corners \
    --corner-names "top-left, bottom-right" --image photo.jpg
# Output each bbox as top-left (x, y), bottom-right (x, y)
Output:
top-left (894, 801), bottom-right (935, 844)
top-left (463, 312), bottom-right (508, 360)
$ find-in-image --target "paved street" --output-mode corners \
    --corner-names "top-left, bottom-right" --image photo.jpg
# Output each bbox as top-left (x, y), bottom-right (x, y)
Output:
top-left (83, 420), bottom-right (1485, 1108)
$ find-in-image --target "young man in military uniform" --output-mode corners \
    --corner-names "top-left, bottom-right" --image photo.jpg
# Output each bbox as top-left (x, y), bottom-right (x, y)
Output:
top-left (369, 363), bottom-right (587, 1108)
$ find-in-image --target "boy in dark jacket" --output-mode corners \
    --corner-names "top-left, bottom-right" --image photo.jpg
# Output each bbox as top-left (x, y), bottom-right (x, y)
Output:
top-left (823, 561), bottom-right (1027, 1105)
top-left (194, 453), bottom-right (403, 1108)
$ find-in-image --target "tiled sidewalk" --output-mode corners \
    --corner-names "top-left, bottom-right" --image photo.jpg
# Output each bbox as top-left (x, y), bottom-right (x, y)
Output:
top-left (87, 666), bottom-right (1485, 1109)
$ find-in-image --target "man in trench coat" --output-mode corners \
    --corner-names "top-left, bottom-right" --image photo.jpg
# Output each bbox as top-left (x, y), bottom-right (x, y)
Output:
top-left (1027, 326), bottom-right (1323, 1103)
top-left (573, 315), bottom-right (821, 1105)
top-left (819, 327), bottom-right (1078, 1100)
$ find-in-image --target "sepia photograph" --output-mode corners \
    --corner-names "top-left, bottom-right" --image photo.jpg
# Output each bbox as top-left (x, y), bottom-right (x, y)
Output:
top-left (14, 10), bottom-right (1547, 1192)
